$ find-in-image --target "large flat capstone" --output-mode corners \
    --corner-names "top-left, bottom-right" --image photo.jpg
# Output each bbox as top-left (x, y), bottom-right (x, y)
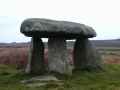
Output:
top-left (20, 18), bottom-right (96, 39)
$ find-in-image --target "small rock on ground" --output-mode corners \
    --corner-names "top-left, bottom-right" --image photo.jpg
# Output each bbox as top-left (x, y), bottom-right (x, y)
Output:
top-left (21, 75), bottom-right (63, 87)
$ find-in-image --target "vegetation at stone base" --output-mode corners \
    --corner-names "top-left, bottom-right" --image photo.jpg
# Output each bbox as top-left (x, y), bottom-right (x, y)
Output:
top-left (0, 64), bottom-right (120, 90)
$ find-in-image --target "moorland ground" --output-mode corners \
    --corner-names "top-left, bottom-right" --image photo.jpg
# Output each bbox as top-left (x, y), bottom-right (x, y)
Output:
top-left (0, 39), bottom-right (120, 90)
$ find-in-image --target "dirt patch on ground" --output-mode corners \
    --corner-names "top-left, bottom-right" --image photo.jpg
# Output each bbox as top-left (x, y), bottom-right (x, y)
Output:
top-left (103, 55), bottom-right (120, 64)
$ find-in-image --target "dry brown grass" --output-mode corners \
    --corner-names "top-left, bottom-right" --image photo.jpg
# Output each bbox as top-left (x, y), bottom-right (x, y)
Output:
top-left (0, 47), bottom-right (28, 68)
top-left (0, 47), bottom-right (120, 69)
top-left (103, 55), bottom-right (120, 64)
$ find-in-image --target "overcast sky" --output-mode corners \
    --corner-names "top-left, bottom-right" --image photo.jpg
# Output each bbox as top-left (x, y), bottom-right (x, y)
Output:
top-left (0, 0), bottom-right (120, 42)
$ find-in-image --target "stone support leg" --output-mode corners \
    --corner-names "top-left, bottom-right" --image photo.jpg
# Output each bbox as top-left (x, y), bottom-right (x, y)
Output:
top-left (48, 38), bottom-right (72, 75)
top-left (73, 38), bottom-right (102, 71)
top-left (25, 37), bottom-right (46, 74)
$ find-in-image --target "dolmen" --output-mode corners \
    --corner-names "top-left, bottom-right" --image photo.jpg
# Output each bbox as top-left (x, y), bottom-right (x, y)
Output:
top-left (20, 18), bottom-right (102, 75)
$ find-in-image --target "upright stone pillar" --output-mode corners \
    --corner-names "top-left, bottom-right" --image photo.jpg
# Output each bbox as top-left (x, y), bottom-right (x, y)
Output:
top-left (48, 38), bottom-right (72, 75)
top-left (73, 38), bottom-right (102, 71)
top-left (25, 36), bottom-right (46, 74)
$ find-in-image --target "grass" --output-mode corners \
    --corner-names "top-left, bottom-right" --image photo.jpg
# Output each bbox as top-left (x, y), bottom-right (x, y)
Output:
top-left (97, 47), bottom-right (120, 56)
top-left (0, 64), bottom-right (120, 90)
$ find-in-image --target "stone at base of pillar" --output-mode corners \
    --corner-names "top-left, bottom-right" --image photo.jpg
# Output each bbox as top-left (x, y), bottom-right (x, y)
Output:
top-left (48, 38), bottom-right (72, 75)
top-left (73, 38), bottom-right (103, 71)
top-left (25, 37), bottom-right (46, 75)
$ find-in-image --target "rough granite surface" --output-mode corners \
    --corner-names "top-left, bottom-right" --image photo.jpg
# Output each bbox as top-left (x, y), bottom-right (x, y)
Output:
top-left (25, 37), bottom-right (46, 74)
top-left (73, 38), bottom-right (102, 71)
top-left (20, 18), bottom-right (96, 39)
top-left (48, 37), bottom-right (72, 74)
